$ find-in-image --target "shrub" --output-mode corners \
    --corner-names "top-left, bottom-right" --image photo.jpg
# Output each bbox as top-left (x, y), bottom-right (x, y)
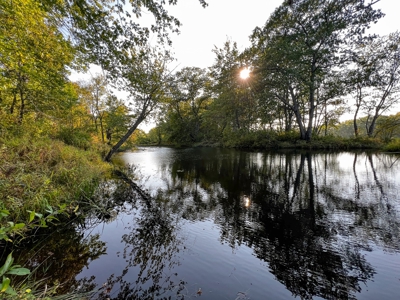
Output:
top-left (383, 138), bottom-right (400, 152)
top-left (56, 128), bottom-right (92, 150)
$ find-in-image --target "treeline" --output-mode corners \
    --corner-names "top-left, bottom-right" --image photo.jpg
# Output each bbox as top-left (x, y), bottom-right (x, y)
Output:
top-left (2, 0), bottom-right (399, 156)
top-left (137, 1), bottom-right (400, 148)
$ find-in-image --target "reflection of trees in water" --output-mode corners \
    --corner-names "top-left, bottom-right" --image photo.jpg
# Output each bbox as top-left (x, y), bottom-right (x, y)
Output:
top-left (9, 176), bottom-right (186, 299)
top-left (10, 224), bottom-right (107, 295)
top-left (150, 149), bottom-right (400, 299)
top-left (5, 179), bottom-right (139, 296)
top-left (94, 198), bottom-right (185, 299)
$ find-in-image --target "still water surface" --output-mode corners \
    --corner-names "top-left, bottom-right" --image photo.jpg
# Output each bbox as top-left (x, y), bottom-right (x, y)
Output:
top-left (20, 148), bottom-right (400, 299)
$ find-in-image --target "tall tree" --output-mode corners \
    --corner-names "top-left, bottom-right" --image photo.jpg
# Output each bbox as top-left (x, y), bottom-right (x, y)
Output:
top-left (361, 33), bottom-right (400, 137)
top-left (251, 0), bottom-right (383, 140)
top-left (80, 75), bottom-right (109, 142)
top-left (209, 40), bottom-right (257, 137)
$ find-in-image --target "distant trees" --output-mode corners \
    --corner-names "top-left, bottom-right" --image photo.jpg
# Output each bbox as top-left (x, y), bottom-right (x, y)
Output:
top-left (209, 41), bottom-right (258, 135)
top-left (2, 0), bottom-right (399, 151)
top-left (162, 67), bottom-right (212, 144)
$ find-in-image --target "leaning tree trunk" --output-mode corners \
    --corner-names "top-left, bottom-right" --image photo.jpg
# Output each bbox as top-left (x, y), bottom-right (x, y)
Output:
top-left (366, 113), bottom-right (379, 137)
top-left (104, 114), bottom-right (145, 162)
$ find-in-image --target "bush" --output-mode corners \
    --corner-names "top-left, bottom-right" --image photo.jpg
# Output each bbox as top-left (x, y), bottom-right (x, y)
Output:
top-left (383, 138), bottom-right (400, 152)
top-left (56, 128), bottom-right (92, 150)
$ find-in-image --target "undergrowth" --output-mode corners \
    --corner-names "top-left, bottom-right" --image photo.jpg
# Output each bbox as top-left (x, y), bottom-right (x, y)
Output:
top-left (0, 135), bottom-right (111, 223)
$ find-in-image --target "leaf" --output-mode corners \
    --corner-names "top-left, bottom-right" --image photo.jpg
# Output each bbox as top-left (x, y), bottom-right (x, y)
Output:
top-left (0, 253), bottom-right (14, 277)
top-left (0, 210), bottom-right (9, 218)
top-left (28, 211), bottom-right (35, 223)
top-left (13, 223), bottom-right (25, 230)
top-left (7, 267), bottom-right (30, 276)
top-left (45, 205), bottom-right (53, 214)
top-left (4, 285), bottom-right (17, 296)
top-left (0, 277), bottom-right (10, 293)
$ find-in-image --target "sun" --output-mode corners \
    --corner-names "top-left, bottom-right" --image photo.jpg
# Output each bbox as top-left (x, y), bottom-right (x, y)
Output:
top-left (239, 68), bottom-right (250, 80)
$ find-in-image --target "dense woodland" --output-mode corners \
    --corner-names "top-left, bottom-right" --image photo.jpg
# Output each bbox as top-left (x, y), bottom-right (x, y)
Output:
top-left (0, 0), bottom-right (400, 296)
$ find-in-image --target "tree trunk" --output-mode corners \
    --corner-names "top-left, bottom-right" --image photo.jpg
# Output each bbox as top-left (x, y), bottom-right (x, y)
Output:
top-left (10, 91), bottom-right (17, 114)
top-left (18, 88), bottom-right (25, 124)
top-left (104, 114), bottom-right (145, 162)
top-left (288, 86), bottom-right (306, 139)
top-left (353, 85), bottom-right (362, 137)
top-left (305, 62), bottom-right (317, 141)
top-left (99, 114), bottom-right (105, 142)
top-left (366, 112), bottom-right (379, 137)
top-left (353, 107), bottom-right (360, 137)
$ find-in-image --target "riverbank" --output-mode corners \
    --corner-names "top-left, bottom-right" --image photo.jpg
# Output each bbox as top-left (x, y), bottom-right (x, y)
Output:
top-left (137, 132), bottom-right (400, 152)
top-left (0, 133), bottom-right (112, 297)
top-left (0, 136), bottom-right (111, 223)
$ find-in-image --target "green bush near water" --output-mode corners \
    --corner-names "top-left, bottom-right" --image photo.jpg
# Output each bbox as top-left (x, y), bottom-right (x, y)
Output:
top-left (383, 138), bottom-right (400, 152)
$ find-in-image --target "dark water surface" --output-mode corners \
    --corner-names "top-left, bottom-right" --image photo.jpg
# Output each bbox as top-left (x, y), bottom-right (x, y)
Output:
top-left (17, 148), bottom-right (400, 299)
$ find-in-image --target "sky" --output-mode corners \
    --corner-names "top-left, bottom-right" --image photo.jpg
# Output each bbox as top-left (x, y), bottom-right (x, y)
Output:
top-left (165, 0), bottom-right (399, 70)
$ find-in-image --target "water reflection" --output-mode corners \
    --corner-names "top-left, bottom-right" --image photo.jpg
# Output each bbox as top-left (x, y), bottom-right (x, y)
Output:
top-left (124, 148), bottom-right (400, 299)
top-left (5, 149), bottom-right (400, 300)
top-left (96, 204), bottom-right (184, 299)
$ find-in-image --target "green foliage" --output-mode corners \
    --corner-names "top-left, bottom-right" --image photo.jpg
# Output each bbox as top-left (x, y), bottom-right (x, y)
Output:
top-left (56, 127), bottom-right (92, 150)
top-left (0, 134), bottom-right (111, 222)
top-left (0, 252), bottom-right (30, 296)
top-left (249, 0), bottom-right (383, 140)
top-left (0, 0), bottom-right (74, 124)
top-left (383, 138), bottom-right (400, 152)
top-left (221, 130), bottom-right (277, 148)
top-left (0, 205), bottom-right (70, 298)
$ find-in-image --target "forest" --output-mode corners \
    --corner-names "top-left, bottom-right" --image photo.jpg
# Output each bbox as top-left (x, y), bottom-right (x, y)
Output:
top-left (0, 0), bottom-right (400, 297)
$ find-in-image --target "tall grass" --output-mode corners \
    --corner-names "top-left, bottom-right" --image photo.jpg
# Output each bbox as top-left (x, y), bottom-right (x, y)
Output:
top-left (0, 135), bottom-right (111, 223)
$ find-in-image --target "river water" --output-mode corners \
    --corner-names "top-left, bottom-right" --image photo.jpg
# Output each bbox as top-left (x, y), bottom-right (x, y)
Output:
top-left (15, 147), bottom-right (400, 299)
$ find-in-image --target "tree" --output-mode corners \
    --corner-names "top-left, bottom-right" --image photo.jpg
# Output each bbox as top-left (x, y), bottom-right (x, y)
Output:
top-left (0, 0), bottom-right (74, 124)
top-left (163, 67), bottom-right (212, 144)
top-left (208, 40), bottom-right (258, 139)
top-left (79, 75), bottom-right (109, 142)
top-left (38, 0), bottom-right (208, 76)
top-left (361, 33), bottom-right (400, 137)
top-left (373, 113), bottom-right (400, 141)
top-left (251, 0), bottom-right (383, 140)
top-left (104, 46), bottom-right (172, 161)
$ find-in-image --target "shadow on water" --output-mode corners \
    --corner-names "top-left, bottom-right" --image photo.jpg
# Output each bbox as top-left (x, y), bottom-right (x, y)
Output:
top-left (4, 148), bottom-right (400, 299)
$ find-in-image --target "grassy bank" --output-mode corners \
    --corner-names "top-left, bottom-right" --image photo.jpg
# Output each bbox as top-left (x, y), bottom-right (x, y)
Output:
top-left (0, 131), bottom-right (112, 297)
top-left (0, 135), bottom-right (111, 226)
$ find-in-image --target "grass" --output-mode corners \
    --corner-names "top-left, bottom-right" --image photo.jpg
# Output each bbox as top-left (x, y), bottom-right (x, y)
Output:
top-left (0, 126), bottom-right (112, 298)
top-left (0, 135), bottom-right (112, 224)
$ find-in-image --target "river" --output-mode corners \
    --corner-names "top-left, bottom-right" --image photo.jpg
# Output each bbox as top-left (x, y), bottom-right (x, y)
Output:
top-left (14, 147), bottom-right (400, 299)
